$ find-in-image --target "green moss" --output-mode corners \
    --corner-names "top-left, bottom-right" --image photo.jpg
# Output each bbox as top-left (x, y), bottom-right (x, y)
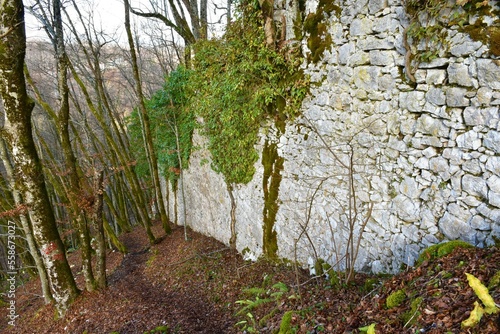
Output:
top-left (386, 289), bottom-right (406, 309)
top-left (401, 296), bottom-right (423, 326)
top-left (278, 311), bottom-right (294, 334)
top-left (303, 0), bottom-right (339, 63)
top-left (488, 270), bottom-right (500, 290)
top-left (262, 140), bottom-right (284, 259)
top-left (416, 240), bottom-right (474, 266)
top-left (361, 278), bottom-right (380, 293)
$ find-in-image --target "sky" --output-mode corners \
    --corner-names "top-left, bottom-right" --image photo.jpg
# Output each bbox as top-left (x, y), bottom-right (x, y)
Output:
top-left (25, 0), bottom-right (227, 43)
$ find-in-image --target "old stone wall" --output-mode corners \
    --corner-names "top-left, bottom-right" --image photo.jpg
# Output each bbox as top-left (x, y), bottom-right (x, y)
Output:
top-left (165, 0), bottom-right (500, 273)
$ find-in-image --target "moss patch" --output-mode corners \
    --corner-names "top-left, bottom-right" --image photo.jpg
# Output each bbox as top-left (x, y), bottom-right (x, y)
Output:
top-left (386, 289), bottom-right (406, 309)
top-left (416, 240), bottom-right (474, 266)
top-left (303, 0), bottom-right (339, 63)
top-left (262, 140), bottom-right (284, 259)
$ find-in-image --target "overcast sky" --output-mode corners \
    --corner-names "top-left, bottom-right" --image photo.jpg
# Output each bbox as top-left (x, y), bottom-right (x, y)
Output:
top-left (25, 0), bottom-right (226, 43)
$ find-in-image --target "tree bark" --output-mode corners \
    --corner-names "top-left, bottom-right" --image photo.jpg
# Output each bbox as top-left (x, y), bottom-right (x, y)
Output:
top-left (0, 138), bottom-right (53, 304)
top-left (124, 0), bottom-right (170, 237)
top-left (52, 0), bottom-right (96, 292)
top-left (0, 0), bottom-right (79, 315)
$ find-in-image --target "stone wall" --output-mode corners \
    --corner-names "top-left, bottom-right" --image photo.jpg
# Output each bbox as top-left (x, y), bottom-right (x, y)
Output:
top-left (164, 0), bottom-right (500, 273)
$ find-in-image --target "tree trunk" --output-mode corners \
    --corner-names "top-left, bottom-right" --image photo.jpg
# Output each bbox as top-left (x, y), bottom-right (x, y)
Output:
top-left (92, 170), bottom-right (106, 289)
top-left (53, 0), bottom-right (96, 292)
top-left (0, 0), bottom-right (79, 315)
top-left (124, 0), bottom-right (170, 236)
top-left (0, 139), bottom-right (53, 304)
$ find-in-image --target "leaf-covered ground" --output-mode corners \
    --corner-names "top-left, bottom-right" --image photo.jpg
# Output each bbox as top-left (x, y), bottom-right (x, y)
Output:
top-left (1, 223), bottom-right (499, 333)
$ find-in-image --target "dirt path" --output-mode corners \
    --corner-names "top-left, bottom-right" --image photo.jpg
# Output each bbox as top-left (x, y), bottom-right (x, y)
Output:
top-left (2, 226), bottom-right (238, 333)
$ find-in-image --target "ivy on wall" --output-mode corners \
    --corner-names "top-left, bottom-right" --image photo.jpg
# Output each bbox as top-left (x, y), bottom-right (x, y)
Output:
top-left (189, 0), bottom-right (309, 185)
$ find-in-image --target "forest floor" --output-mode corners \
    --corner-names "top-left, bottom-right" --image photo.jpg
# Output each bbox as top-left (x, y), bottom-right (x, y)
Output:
top-left (1, 222), bottom-right (499, 334)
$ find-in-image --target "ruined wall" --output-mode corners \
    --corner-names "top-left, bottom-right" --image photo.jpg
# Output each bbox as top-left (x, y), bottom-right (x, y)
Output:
top-left (165, 0), bottom-right (500, 273)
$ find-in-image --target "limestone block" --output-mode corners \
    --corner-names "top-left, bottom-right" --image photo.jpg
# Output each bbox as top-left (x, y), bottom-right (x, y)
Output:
top-left (456, 130), bottom-right (481, 150)
top-left (477, 203), bottom-right (500, 222)
top-left (448, 63), bottom-right (473, 87)
top-left (350, 17), bottom-right (373, 36)
top-left (446, 87), bottom-right (470, 107)
top-left (393, 194), bottom-right (420, 222)
top-left (449, 33), bottom-right (483, 57)
top-left (357, 35), bottom-right (395, 50)
top-left (462, 159), bottom-right (482, 175)
top-left (483, 130), bottom-right (500, 153)
top-left (462, 174), bottom-right (488, 198)
top-left (463, 107), bottom-right (499, 128)
top-left (430, 156), bottom-right (450, 181)
top-left (353, 66), bottom-right (381, 90)
top-left (368, 0), bottom-right (388, 14)
top-left (426, 69), bottom-right (447, 85)
top-left (477, 59), bottom-right (500, 90)
top-left (416, 114), bottom-right (449, 137)
top-left (339, 42), bottom-right (356, 64)
top-left (439, 206), bottom-right (473, 240)
top-left (469, 215), bottom-right (491, 231)
top-left (400, 91), bottom-right (425, 112)
top-left (426, 87), bottom-right (446, 106)
top-left (372, 15), bottom-right (400, 33)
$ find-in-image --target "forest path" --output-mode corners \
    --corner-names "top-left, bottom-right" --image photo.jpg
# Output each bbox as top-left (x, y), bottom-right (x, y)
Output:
top-left (2, 224), bottom-right (239, 334)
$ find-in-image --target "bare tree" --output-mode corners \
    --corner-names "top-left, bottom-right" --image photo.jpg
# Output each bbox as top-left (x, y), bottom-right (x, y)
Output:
top-left (0, 0), bottom-right (79, 314)
top-left (125, 0), bottom-right (171, 236)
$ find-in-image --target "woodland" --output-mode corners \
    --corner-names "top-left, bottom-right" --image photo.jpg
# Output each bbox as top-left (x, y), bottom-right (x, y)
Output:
top-left (0, 0), bottom-right (499, 333)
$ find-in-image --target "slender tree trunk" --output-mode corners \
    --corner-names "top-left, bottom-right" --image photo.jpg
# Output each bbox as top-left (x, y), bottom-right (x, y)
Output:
top-left (124, 0), bottom-right (170, 236)
top-left (92, 170), bottom-right (106, 289)
top-left (0, 0), bottom-right (79, 315)
top-left (0, 139), bottom-right (53, 304)
top-left (53, 0), bottom-right (96, 292)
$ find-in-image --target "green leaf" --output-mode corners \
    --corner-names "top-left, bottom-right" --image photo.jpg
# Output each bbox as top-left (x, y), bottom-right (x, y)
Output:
top-left (359, 323), bottom-right (376, 333)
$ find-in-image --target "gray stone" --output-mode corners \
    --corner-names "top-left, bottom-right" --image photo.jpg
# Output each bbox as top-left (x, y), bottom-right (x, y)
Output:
top-left (477, 203), bottom-right (500, 222)
top-left (400, 91), bottom-right (425, 112)
top-left (477, 87), bottom-right (493, 105)
top-left (399, 177), bottom-right (419, 199)
top-left (368, 0), bottom-right (388, 14)
top-left (449, 34), bottom-right (483, 57)
top-left (439, 205), bottom-right (473, 240)
top-left (373, 15), bottom-right (400, 33)
top-left (358, 35), bottom-right (395, 50)
top-left (462, 174), bottom-right (488, 198)
top-left (426, 87), bottom-right (446, 106)
top-left (456, 130), bottom-right (481, 150)
top-left (462, 160), bottom-right (482, 175)
top-left (339, 42), bottom-right (355, 65)
top-left (446, 87), bottom-right (470, 107)
top-left (350, 18), bottom-right (373, 36)
top-left (463, 107), bottom-right (499, 128)
top-left (430, 156), bottom-right (450, 180)
top-left (477, 59), bottom-right (500, 90)
top-left (448, 63), bottom-right (473, 87)
top-left (415, 115), bottom-right (449, 137)
top-left (426, 69), bottom-right (447, 85)
top-left (349, 51), bottom-right (370, 66)
top-left (393, 194), bottom-right (420, 222)
top-left (370, 50), bottom-right (396, 66)
top-left (353, 66), bottom-right (381, 90)
top-left (483, 130), bottom-right (500, 153)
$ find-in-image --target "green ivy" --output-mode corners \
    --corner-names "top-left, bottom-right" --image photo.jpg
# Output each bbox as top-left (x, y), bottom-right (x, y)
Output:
top-left (127, 67), bottom-right (195, 189)
top-left (189, 0), bottom-right (309, 185)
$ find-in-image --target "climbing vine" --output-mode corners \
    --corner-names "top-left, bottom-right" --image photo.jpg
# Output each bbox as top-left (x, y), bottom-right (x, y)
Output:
top-left (190, 0), bottom-right (309, 185)
top-left (404, 0), bottom-right (499, 81)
